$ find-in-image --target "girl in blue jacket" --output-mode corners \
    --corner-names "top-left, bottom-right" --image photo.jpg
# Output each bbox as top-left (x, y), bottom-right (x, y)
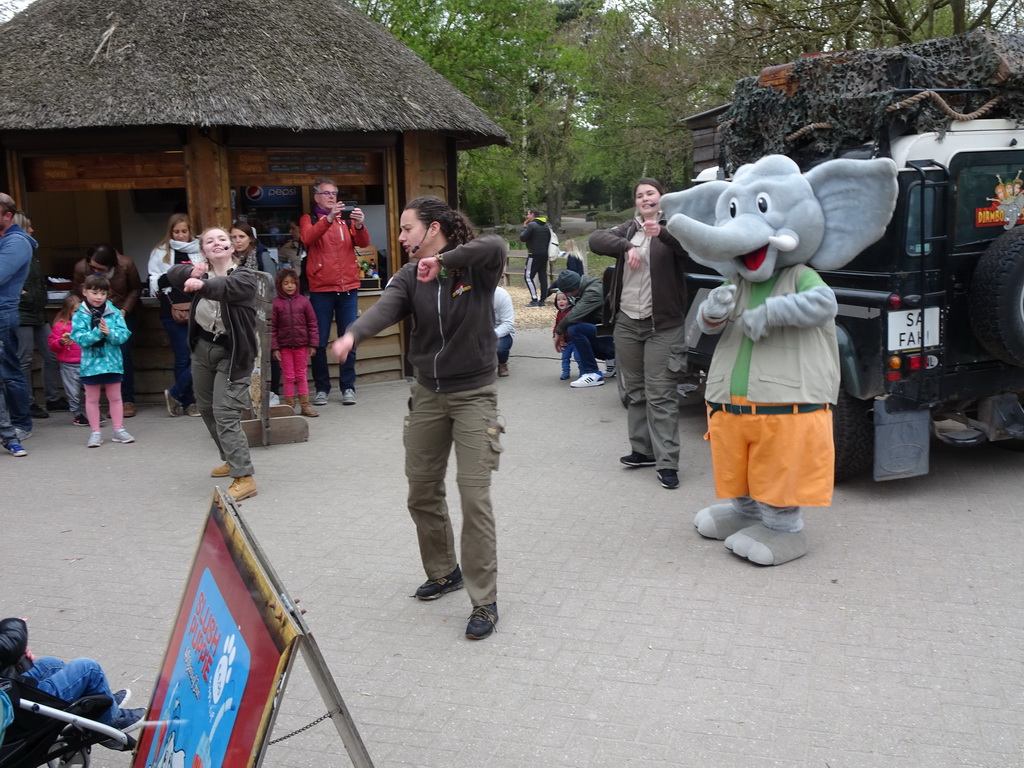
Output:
top-left (71, 274), bottom-right (134, 447)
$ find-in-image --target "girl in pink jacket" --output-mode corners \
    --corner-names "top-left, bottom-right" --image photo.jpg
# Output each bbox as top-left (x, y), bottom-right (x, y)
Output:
top-left (271, 268), bottom-right (319, 417)
top-left (48, 294), bottom-right (86, 425)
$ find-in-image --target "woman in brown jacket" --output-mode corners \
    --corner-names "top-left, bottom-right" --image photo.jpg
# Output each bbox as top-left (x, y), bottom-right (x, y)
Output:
top-left (589, 177), bottom-right (690, 490)
top-left (72, 244), bottom-right (142, 417)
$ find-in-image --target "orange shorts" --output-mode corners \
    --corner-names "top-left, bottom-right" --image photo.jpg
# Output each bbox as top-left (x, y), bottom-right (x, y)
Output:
top-left (705, 396), bottom-right (834, 507)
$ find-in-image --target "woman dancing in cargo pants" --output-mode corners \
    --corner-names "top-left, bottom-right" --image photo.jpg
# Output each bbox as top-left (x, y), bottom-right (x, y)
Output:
top-left (333, 195), bottom-right (507, 640)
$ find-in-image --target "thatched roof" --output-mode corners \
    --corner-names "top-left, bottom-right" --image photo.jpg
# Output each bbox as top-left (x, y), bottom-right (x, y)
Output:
top-left (0, 0), bottom-right (508, 147)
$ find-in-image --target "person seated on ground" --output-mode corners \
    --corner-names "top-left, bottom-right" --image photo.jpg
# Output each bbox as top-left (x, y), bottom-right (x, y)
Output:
top-left (550, 269), bottom-right (615, 388)
top-left (0, 617), bottom-right (145, 738)
top-left (493, 285), bottom-right (515, 377)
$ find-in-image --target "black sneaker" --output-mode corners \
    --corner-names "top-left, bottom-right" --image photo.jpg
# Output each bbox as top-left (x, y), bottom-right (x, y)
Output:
top-left (466, 603), bottom-right (498, 640)
top-left (620, 451), bottom-right (656, 467)
top-left (73, 414), bottom-right (90, 426)
top-left (414, 565), bottom-right (464, 600)
top-left (524, 300), bottom-right (540, 308)
top-left (29, 403), bottom-right (49, 419)
top-left (657, 469), bottom-right (680, 489)
top-left (113, 689), bottom-right (131, 707)
top-left (47, 397), bottom-right (70, 412)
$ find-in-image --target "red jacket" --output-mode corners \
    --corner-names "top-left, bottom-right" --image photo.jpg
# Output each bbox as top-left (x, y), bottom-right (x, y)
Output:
top-left (300, 212), bottom-right (371, 293)
top-left (271, 292), bottom-right (319, 350)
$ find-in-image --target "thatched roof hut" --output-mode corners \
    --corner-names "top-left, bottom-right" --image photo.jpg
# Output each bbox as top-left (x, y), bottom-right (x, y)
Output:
top-left (0, 0), bottom-right (508, 147)
top-left (0, 0), bottom-right (510, 393)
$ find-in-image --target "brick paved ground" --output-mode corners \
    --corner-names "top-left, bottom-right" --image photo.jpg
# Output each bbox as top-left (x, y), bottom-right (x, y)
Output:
top-left (3, 327), bottom-right (1023, 767)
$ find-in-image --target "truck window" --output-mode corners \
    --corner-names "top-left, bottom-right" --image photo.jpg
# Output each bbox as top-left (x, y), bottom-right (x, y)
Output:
top-left (954, 162), bottom-right (1024, 248)
top-left (905, 184), bottom-right (935, 256)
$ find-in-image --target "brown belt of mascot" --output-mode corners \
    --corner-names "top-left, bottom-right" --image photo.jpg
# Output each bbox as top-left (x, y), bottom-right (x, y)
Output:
top-left (707, 402), bottom-right (830, 416)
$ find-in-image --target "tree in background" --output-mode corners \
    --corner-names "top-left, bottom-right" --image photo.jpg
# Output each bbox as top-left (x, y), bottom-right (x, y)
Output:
top-left (7, 0), bottom-right (1024, 225)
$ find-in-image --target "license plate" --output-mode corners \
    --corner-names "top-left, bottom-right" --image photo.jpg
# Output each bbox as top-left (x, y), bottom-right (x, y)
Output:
top-left (887, 307), bottom-right (940, 351)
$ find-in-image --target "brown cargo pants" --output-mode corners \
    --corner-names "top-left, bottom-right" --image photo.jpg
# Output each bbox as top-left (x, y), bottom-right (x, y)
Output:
top-left (404, 381), bottom-right (503, 607)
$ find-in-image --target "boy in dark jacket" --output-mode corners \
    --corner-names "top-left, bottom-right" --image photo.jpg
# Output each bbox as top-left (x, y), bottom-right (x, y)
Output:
top-left (551, 269), bottom-right (615, 388)
top-left (0, 617), bottom-right (144, 737)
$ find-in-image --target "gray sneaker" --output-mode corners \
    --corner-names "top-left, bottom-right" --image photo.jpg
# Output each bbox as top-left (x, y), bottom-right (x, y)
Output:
top-left (312, 391), bottom-right (329, 406)
top-left (341, 388), bottom-right (357, 406)
top-left (87, 431), bottom-right (103, 448)
top-left (111, 428), bottom-right (135, 444)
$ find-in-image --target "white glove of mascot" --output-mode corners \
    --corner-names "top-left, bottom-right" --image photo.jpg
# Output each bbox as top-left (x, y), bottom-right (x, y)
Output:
top-left (702, 284), bottom-right (737, 323)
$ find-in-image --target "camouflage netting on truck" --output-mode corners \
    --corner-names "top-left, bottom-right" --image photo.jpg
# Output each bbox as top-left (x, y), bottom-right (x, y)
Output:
top-left (719, 29), bottom-right (1024, 169)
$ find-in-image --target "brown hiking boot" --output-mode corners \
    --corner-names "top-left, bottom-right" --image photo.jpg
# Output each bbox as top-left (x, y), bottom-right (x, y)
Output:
top-left (282, 395), bottom-right (295, 410)
top-left (497, 363), bottom-right (510, 377)
top-left (211, 462), bottom-right (231, 478)
top-left (228, 475), bottom-right (257, 501)
top-left (298, 394), bottom-right (319, 417)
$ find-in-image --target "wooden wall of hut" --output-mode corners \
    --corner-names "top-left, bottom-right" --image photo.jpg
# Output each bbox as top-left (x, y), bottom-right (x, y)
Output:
top-left (7, 125), bottom-right (467, 403)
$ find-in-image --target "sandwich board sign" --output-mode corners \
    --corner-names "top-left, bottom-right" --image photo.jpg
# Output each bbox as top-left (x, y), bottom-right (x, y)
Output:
top-left (132, 490), bottom-right (373, 768)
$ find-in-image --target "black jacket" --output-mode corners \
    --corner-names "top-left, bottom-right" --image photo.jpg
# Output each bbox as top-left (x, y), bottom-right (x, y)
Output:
top-left (0, 618), bottom-right (30, 679)
top-left (349, 236), bottom-right (506, 393)
top-left (519, 219), bottom-right (551, 258)
top-left (18, 258), bottom-right (47, 327)
top-left (589, 217), bottom-right (690, 330)
top-left (167, 264), bottom-right (260, 382)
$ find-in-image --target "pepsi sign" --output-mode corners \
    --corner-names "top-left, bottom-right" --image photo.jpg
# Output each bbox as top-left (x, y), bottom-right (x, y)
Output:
top-left (240, 185), bottom-right (301, 207)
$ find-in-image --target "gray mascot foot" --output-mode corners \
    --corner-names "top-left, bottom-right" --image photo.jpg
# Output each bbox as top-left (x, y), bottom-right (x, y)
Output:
top-left (724, 525), bottom-right (808, 566)
top-left (694, 504), bottom-right (756, 540)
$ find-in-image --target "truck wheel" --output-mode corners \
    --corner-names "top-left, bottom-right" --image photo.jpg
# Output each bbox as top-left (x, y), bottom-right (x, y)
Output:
top-left (833, 389), bottom-right (873, 481)
top-left (969, 227), bottom-right (1024, 367)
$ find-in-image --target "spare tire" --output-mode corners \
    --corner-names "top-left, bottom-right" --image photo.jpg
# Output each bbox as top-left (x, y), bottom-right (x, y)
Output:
top-left (969, 227), bottom-right (1024, 367)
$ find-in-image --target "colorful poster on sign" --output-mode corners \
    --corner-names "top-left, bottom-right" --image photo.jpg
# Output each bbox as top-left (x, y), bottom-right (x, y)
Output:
top-left (141, 570), bottom-right (251, 768)
top-left (133, 494), bottom-right (300, 768)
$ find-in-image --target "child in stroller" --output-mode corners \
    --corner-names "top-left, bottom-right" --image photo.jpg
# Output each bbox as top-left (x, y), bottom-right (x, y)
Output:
top-left (0, 618), bottom-right (145, 767)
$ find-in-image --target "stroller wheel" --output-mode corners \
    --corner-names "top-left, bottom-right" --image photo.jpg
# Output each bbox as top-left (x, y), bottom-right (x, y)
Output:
top-left (47, 744), bottom-right (89, 768)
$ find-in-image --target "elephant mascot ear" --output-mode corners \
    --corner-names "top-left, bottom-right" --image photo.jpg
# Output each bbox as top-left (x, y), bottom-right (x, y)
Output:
top-left (805, 157), bottom-right (899, 271)
top-left (661, 181), bottom-right (728, 254)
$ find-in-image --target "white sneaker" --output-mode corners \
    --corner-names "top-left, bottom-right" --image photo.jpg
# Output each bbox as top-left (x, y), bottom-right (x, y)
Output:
top-left (570, 372), bottom-right (605, 388)
top-left (112, 428), bottom-right (135, 444)
top-left (604, 358), bottom-right (616, 377)
top-left (341, 388), bottom-right (357, 406)
top-left (312, 391), bottom-right (329, 406)
top-left (268, 393), bottom-right (280, 407)
top-left (87, 431), bottom-right (103, 448)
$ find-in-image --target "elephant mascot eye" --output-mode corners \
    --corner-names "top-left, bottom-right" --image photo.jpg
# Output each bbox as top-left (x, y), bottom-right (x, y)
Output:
top-left (728, 198), bottom-right (739, 218)
top-left (757, 193), bottom-right (771, 213)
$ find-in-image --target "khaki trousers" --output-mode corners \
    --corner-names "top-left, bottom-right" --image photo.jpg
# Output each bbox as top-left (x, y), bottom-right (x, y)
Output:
top-left (613, 313), bottom-right (687, 470)
top-left (404, 382), bottom-right (503, 607)
top-left (192, 338), bottom-right (254, 478)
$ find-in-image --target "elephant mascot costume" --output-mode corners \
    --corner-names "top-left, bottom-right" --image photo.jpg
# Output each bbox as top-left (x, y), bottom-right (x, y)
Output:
top-left (661, 154), bottom-right (898, 565)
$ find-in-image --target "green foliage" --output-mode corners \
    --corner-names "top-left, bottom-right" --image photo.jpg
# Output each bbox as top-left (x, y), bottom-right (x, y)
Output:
top-left (458, 145), bottom-right (522, 228)
top-left (352, 0), bottom-right (1024, 224)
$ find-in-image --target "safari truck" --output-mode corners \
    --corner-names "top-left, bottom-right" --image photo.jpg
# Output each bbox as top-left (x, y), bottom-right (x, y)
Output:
top-left (682, 30), bottom-right (1024, 480)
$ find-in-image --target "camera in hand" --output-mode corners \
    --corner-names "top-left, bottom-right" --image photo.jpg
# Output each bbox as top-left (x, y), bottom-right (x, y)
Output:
top-left (340, 200), bottom-right (358, 221)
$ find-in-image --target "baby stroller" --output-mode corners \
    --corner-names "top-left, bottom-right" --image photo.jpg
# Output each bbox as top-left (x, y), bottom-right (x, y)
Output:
top-left (0, 677), bottom-right (137, 768)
